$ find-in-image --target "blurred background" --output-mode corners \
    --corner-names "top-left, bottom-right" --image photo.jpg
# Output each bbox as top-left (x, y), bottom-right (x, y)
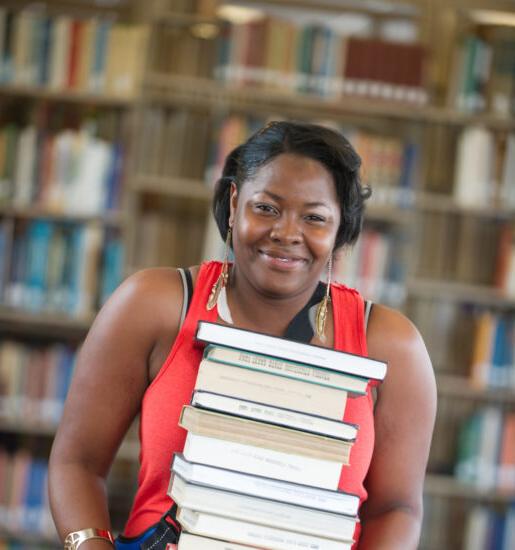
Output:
top-left (0, 0), bottom-right (513, 548)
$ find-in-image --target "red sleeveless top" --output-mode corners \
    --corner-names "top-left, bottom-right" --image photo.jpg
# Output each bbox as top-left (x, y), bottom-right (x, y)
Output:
top-left (124, 261), bottom-right (376, 547)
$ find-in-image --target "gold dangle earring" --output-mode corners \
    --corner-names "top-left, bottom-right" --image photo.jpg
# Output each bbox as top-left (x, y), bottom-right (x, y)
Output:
top-left (207, 227), bottom-right (232, 310)
top-left (315, 254), bottom-right (332, 340)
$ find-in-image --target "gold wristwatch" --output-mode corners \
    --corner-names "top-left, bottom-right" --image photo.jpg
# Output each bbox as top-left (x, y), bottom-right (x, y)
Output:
top-left (64, 528), bottom-right (115, 549)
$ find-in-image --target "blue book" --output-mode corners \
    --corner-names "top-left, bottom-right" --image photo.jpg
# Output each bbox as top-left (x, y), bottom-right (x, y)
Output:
top-left (100, 235), bottom-right (123, 305)
top-left (54, 346), bottom-right (76, 421)
top-left (104, 142), bottom-right (123, 210)
top-left (25, 220), bottom-right (53, 311)
top-left (38, 16), bottom-right (53, 85)
top-left (23, 458), bottom-right (46, 533)
top-left (91, 19), bottom-right (111, 90)
top-left (0, 10), bottom-right (15, 82)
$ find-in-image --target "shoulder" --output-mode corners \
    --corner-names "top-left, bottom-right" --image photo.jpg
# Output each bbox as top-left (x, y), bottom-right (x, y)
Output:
top-left (367, 303), bottom-right (425, 358)
top-left (96, 265), bottom-right (201, 343)
top-left (367, 303), bottom-right (436, 401)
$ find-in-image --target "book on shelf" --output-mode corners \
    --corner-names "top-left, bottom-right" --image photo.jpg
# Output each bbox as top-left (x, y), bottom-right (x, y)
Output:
top-left (176, 508), bottom-right (353, 550)
top-left (2, 220), bottom-right (123, 317)
top-left (214, 12), bottom-right (427, 104)
top-left (195, 320), bottom-right (387, 381)
top-left (463, 504), bottom-right (515, 550)
top-left (0, 340), bottom-right (76, 426)
top-left (0, 8), bottom-right (147, 97)
top-left (449, 28), bottom-right (515, 116)
top-left (170, 474), bottom-right (358, 541)
top-left (179, 405), bottom-right (353, 462)
top-left (170, 454), bottom-right (360, 516)
top-left (0, 448), bottom-right (55, 539)
top-left (454, 406), bottom-right (513, 490)
top-left (469, 311), bottom-right (515, 390)
top-left (191, 390), bottom-right (358, 440)
top-left (204, 344), bottom-right (368, 394)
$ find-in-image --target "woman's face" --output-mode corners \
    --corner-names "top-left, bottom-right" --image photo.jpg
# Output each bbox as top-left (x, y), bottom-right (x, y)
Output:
top-left (229, 153), bottom-right (341, 298)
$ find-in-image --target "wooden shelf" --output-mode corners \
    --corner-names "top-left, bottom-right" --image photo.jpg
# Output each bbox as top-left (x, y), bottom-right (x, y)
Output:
top-left (0, 83), bottom-right (135, 107)
top-left (414, 192), bottom-right (515, 219)
top-left (407, 279), bottom-right (515, 308)
top-left (143, 74), bottom-right (515, 130)
top-left (0, 418), bottom-right (57, 436)
top-left (0, 204), bottom-right (126, 226)
top-left (132, 174), bottom-right (213, 202)
top-left (0, 307), bottom-right (93, 338)
top-left (436, 374), bottom-right (515, 404)
top-left (424, 473), bottom-right (515, 504)
top-left (0, 528), bottom-right (60, 548)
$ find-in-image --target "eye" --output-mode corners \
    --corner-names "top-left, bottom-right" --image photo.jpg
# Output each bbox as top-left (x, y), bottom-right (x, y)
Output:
top-left (254, 203), bottom-right (278, 215)
top-left (305, 214), bottom-right (326, 223)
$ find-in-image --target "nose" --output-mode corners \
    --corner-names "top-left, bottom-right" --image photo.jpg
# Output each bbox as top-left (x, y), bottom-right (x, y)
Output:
top-left (269, 214), bottom-right (302, 245)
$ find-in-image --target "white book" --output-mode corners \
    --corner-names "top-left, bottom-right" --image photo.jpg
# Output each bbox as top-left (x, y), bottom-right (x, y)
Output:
top-left (177, 508), bottom-right (352, 550)
top-left (171, 453), bottom-right (358, 516)
top-left (196, 321), bottom-right (387, 380)
top-left (170, 475), bottom-right (357, 541)
top-left (178, 534), bottom-right (253, 550)
top-left (195, 359), bottom-right (348, 421)
top-left (453, 126), bottom-right (494, 207)
top-left (204, 345), bottom-right (368, 395)
top-left (182, 433), bottom-right (344, 491)
top-left (49, 15), bottom-right (71, 89)
top-left (191, 391), bottom-right (358, 441)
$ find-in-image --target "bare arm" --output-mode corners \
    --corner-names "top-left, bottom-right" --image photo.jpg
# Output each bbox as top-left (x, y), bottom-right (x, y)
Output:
top-left (358, 305), bottom-right (437, 549)
top-left (48, 268), bottom-right (185, 548)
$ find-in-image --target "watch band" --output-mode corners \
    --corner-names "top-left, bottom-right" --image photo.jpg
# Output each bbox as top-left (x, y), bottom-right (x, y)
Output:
top-left (64, 528), bottom-right (115, 549)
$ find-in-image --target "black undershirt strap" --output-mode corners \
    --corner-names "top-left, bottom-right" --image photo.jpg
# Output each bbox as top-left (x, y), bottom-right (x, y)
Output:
top-left (284, 282), bottom-right (326, 343)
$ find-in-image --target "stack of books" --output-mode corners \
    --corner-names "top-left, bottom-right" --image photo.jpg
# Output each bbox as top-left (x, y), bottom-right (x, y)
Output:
top-left (169, 321), bottom-right (387, 550)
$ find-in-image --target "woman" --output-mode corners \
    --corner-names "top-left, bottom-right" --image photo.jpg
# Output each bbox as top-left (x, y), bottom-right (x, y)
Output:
top-left (49, 121), bottom-right (436, 549)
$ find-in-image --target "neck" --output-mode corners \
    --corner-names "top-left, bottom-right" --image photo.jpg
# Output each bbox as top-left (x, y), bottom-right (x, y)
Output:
top-left (225, 265), bottom-right (321, 336)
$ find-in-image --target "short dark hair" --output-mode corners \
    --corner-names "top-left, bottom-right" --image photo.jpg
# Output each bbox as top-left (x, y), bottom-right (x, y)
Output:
top-left (212, 120), bottom-right (371, 250)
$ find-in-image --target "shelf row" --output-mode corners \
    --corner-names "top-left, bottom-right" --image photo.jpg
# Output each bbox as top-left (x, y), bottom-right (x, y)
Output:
top-left (0, 76), bottom-right (514, 129)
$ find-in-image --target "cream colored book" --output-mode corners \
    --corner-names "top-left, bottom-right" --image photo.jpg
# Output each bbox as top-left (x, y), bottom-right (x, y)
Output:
top-left (191, 391), bottom-right (358, 441)
top-left (179, 406), bottom-right (351, 463)
top-left (195, 359), bottom-right (348, 421)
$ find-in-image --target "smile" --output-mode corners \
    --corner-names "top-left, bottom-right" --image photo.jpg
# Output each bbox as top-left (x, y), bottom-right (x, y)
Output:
top-left (258, 250), bottom-right (308, 269)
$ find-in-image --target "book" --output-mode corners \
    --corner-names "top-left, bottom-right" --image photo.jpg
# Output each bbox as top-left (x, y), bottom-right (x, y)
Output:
top-left (204, 344), bottom-right (368, 394)
top-left (182, 433), bottom-right (345, 490)
top-left (177, 508), bottom-right (353, 550)
top-left (179, 405), bottom-right (353, 462)
top-left (170, 454), bottom-right (360, 516)
top-left (195, 359), bottom-right (348, 420)
top-left (170, 475), bottom-right (357, 541)
top-left (177, 534), bottom-right (253, 549)
top-left (191, 391), bottom-right (358, 441)
top-left (196, 321), bottom-right (387, 380)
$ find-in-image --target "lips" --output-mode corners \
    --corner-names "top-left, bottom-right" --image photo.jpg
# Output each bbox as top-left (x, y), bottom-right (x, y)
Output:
top-left (258, 249), bottom-right (308, 270)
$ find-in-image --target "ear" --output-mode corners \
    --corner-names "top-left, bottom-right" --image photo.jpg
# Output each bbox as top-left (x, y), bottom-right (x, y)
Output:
top-left (228, 182), bottom-right (238, 227)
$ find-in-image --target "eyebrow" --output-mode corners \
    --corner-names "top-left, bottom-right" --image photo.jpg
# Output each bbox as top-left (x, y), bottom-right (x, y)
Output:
top-left (258, 190), bottom-right (331, 208)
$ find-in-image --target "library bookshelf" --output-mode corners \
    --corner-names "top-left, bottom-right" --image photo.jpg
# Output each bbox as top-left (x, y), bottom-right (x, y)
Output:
top-left (0, 0), bottom-right (514, 548)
